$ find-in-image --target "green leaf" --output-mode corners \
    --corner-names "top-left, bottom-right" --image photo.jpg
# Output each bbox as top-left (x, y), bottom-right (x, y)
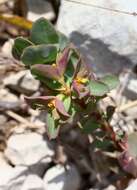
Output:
top-left (58, 32), bottom-right (69, 50)
top-left (89, 80), bottom-right (109, 96)
top-left (92, 139), bottom-right (113, 150)
top-left (83, 120), bottom-right (100, 134)
top-left (100, 75), bottom-right (119, 90)
top-left (46, 112), bottom-right (59, 139)
top-left (63, 96), bottom-right (71, 112)
top-left (30, 17), bottom-right (58, 45)
top-left (31, 68), bottom-right (62, 90)
top-left (57, 47), bottom-right (70, 76)
top-left (64, 50), bottom-right (79, 80)
top-left (12, 37), bottom-right (33, 60)
top-left (57, 94), bottom-right (71, 112)
top-left (21, 44), bottom-right (57, 66)
top-left (128, 133), bottom-right (137, 158)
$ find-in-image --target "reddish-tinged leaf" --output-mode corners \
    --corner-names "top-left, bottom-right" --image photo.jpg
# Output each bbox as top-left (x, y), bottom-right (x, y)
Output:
top-left (73, 59), bottom-right (90, 80)
top-left (56, 47), bottom-right (70, 76)
top-left (55, 98), bottom-right (69, 117)
top-left (73, 58), bottom-right (81, 79)
top-left (24, 96), bottom-right (55, 108)
top-left (72, 80), bottom-right (89, 98)
top-left (31, 64), bottom-right (61, 80)
top-left (25, 96), bottom-right (69, 117)
top-left (118, 151), bottom-right (137, 177)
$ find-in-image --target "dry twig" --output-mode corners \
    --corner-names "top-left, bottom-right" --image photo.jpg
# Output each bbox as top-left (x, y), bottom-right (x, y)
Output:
top-left (6, 110), bottom-right (41, 128)
top-left (116, 100), bottom-right (137, 112)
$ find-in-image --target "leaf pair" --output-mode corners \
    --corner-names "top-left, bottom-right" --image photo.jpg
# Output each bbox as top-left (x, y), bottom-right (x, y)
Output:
top-left (12, 18), bottom-right (69, 62)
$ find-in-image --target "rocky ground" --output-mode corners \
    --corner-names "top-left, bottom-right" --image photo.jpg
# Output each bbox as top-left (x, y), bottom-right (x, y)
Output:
top-left (0, 36), bottom-right (137, 190)
top-left (0, 1), bottom-right (137, 190)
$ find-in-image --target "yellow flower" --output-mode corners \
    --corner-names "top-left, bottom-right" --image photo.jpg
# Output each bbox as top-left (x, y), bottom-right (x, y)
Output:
top-left (47, 100), bottom-right (55, 108)
top-left (76, 77), bottom-right (88, 84)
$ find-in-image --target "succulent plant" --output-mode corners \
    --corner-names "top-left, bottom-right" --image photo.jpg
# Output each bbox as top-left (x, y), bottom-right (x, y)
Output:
top-left (12, 17), bottom-right (119, 140)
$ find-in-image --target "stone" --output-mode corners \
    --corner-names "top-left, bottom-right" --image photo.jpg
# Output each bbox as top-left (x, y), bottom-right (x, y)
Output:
top-left (1, 39), bottom-right (14, 57)
top-left (0, 153), bottom-right (28, 190)
top-left (26, 0), bottom-right (55, 21)
top-left (0, 88), bottom-right (20, 111)
top-left (104, 185), bottom-right (116, 190)
top-left (0, 0), bottom-right (9, 4)
top-left (3, 70), bottom-right (39, 95)
top-left (123, 72), bottom-right (137, 99)
top-left (125, 179), bottom-right (137, 190)
top-left (21, 174), bottom-right (44, 190)
top-left (57, 0), bottom-right (137, 76)
top-left (0, 114), bottom-right (7, 126)
top-left (5, 132), bottom-right (54, 166)
top-left (0, 88), bottom-right (18, 102)
top-left (43, 164), bottom-right (81, 190)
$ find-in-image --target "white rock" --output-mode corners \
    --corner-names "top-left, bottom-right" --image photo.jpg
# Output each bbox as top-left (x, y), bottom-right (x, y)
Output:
top-left (0, 163), bottom-right (28, 190)
top-left (0, 89), bottom-right (18, 103)
top-left (26, 0), bottom-right (55, 21)
top-left (21, 174), bottom-right (44, 190)
top-left (5, 132), bottom-right (54, 166)
top-left (57, 0), bottom-right (137, 75)
top-left (3, 70), bottom-right (39, 95)
top-left (125, 179), bottom-right (137, 190)
top-left (1, 39), bottom-right (14, 57)
top-left (43, 164), bottom-right (81, 190)
top-left (20, 71), bottom-right (40, 94)
top-left (104, 185), bottom-right (116, 190)
top-left (0, 114), bottom-right (7, 125)
top-left (125, 72), bottom-right (137, 99)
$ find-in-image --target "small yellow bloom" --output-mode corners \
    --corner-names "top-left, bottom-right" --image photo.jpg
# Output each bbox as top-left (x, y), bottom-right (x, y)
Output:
top-left (47, 100), bottom-right (55, 108)
top-left (52, 63), bottom-right (57, 67)
top-left (76, 77), bottom-right (88, 84)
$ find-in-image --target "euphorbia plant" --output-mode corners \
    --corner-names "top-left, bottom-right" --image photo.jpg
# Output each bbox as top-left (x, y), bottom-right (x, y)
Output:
top-left (12, 17), bottom-right (119, 140)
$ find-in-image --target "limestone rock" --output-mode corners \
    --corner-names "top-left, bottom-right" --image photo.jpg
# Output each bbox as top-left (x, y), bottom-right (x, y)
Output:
top-left (0, 114), bottom-right (7, 126)
top-left (3, 70), bottom-right (39, 95)
top-left (26, 0), bottom-right (55, 21)
top-left (21, 174), bottom-right (44, 190)
top-left (57, 0), bottom-right (137, 75)
top-left (125, 179), bottom-right (137, 190)
top-left (0, 88), bottom-right (20, 111)
top-left (43, 164), bottom-right (81, 190)
top-left (1, 39), bottom-right (14, 57)
top-left (104, 185), bottom-right (116, 190)
top-left (5, 132), bottom-right (54, 166)
top-left (0, 154), bottom-right (28, 190)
